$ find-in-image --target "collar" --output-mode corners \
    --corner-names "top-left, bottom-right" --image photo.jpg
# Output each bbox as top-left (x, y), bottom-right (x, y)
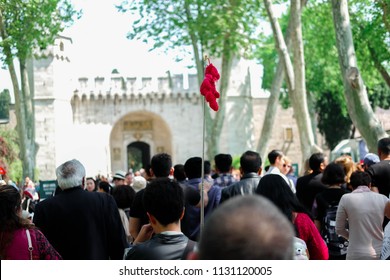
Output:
top-left (352, 185), bottom-right (371, 193)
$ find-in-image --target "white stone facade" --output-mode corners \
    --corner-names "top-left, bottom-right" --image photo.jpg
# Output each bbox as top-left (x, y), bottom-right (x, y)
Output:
top-left (32, 37), bottom-right (320, 180)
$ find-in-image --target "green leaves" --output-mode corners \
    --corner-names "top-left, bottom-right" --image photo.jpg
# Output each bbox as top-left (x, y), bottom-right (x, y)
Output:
top-left (118, 0), bottom-right (264, 64)
top-left (0, 0), bottom-right (77, 62)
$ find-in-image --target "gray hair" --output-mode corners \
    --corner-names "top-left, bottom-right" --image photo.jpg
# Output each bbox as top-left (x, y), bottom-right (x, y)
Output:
top-left (56, 159), bottom-right (86, 190)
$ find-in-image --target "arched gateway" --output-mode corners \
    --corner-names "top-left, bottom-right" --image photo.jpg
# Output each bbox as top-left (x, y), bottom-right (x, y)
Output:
top-left (110, 111), bottom-right (172, 173)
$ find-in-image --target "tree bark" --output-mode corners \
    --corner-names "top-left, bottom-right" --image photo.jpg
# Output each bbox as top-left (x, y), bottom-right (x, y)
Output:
top-left (263, 0), bottom-right (321, 170)
top-left (331, 0), bottom-right (388, 152)
top-left (0, 10), bottom-right (36, 180)
top-left (367, 44), bottom-right (390, 88)
top-left (257, 0), bottom-right (310, 163)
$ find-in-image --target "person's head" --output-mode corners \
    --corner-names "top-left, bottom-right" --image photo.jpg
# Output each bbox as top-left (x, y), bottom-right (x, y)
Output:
top-left (0, 185), bottom-right (23, 230)
top-left (150, 153), bottom-right (173, 178)
top-left (321, 162), bottom-right (346, 186)
top-left (125, 171), bottom-right (134, 186)
top-left (111, 185), bottom-right (136, 209)
top-left (349, 171), bottom-right (371, 190)
top-left (143, 178), bottom-right (184, 227)
top-left (173, 164), bottom-right (186, 182)
top-left (240, 151), bottom-right (262, 175)
top-left (0, 185), bottom-right (33, 257)
top-left (97, 181), bottom-right (111, 194)
top-left (309, 152), bottom-right (327, 172)
top-left (56, 159), bottom-right (86, 190)
top-left (112, 170), bottom-right (126, 187)
top-left (256, 174), bottom-right (308, 222)
top-left (378, 137), bottom-right (390, 160)
top-left (132, 175), bottom-right (147, 192)
top-left (362, 153), bottom-right (380, 171)
top-left (85, 177), bottom-right (97, 192)
top-left (196, 195), bottom-right (294, 260)
top-left (184, 157), bottom-right (202, 179)
top-left (204, 160), bottom-right (211, 176)
top-left (214, 153), bottom-right (233, 173)
top-left (334, 155), bottom-right (355, 184)
top-left (281, 156), bottom-right (292, 176)
top-left (267, 150), bottom-right (284, 169)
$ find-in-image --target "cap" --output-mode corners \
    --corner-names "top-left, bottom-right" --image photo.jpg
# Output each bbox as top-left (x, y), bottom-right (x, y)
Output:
top-left (363, 153), bottom-right (380, 167)
top-left (112, 171), bottom-right (126, 180)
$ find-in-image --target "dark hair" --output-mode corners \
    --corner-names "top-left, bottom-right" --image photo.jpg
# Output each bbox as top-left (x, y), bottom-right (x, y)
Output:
top-left (256, 174), bottom-right (311, 222)
top-left (0, 185), bottom-right (34, 258)
top-left (86, 177), bottom-right (97, 191)
top-left (98, 181), bottom-right (111, 194)
top-left (214, 153), bottom-right (233, 173)
top-left (143, 178), bottom-right (184, 226)
top-left (204, 160), bottom-right (211, 175)
top-left (267, 150), bottom-right (283, 165)
top-left (184, 157), bottom-right (202, 179)
top-left (111, 185), bottom-right (136, 209)
top-left (240, 151), bottom-right (262, 174)
top-left (198, 195), bottom-right (294, 260)
top-left (151, 153), bottom-right (172, 177)
top-left (309, 153), bottom-right (325, 171)
top-left (173, 164), bottom-right (186, 182)
top-left (321, 162), bottom-right (346, 185)
top-left (378, 137), bottom-right (390, 155)
top-left (349, 171), bottom-right (371, 190)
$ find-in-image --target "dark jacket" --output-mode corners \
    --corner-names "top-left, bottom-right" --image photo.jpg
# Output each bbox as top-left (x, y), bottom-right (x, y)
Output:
top-left (296, 171), bottom-right (328, 212)
top-left (33, 187), bottom-right (128, 260)
top-left (220, 172), bottom-right (261, 204)
top-left (124, 233), bottom-right (191, 260)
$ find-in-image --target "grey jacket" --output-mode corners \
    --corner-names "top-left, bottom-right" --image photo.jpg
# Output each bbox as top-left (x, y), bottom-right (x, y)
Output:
top-left (220, 172), bottom-right (261, 204)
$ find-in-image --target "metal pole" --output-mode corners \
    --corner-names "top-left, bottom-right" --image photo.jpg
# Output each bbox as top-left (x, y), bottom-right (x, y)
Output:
top-left (200, 55), bottom-right (208, 236)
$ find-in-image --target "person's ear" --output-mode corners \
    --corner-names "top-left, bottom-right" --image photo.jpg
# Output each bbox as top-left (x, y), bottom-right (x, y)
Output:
top-left (169, 167), bottom-right (174, 176)
top-left (147, 212), bottom-right (157, 225)
top-left (186, 251), bottom-right (199, 260)
top-left (180, 208), bottom-right (185, 220)
top-left (257, 167), bottom-right (263, 175)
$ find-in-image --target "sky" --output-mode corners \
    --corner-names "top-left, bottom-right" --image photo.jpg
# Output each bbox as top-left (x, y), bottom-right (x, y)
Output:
top-left (64, 0), bottom-right (195, 77)
top-left (0, 0), bottom-right (195, 93)
top-left (0, 1), bottom-right (285, 95)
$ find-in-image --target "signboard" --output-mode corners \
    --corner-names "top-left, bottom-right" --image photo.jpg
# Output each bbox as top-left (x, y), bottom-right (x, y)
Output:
top-left (39, 180), bottom-right (58, 199)
top-left (292, 163), bottom-right (299, 177)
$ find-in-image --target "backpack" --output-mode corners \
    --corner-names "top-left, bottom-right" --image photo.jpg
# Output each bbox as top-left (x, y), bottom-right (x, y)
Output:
top-left (321, 203), bottom-right (349, 256)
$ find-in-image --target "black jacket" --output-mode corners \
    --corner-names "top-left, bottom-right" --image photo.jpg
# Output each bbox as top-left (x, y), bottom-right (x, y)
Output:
top-left (296, 171), bottom-right (328, 212)
top-left (220, 172), bottom-right (261, 204)
top-left (33, 187), bottom-right (128, 260)
top-left (124, 233), bottom-right (191, 260)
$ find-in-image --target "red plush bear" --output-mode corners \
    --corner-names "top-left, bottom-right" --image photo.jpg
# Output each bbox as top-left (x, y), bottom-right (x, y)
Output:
top-left (200, 63), bottom-right (220, 111)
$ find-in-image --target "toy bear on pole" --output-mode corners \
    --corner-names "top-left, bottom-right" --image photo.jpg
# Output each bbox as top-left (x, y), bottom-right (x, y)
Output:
top-left (200, 62), bottom-right (220, 111)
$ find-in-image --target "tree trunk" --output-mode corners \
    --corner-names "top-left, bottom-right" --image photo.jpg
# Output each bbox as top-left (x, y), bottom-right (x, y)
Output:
top-left (19, 60), bottom-right (36, 180)
top-left (367, 44), bottom-right (390, 88)
top-left (257, 0), bottom-right (310, 163)
top-left (0, 10), bottom-right (36, 180)
top-left (331, 0), bottom-right (388, 152)
top-left (263, 0), bottom-right (321, 170)
top-left (205, 46), bottom-right (234, 160)
top-left (290, 0), bottom-right (320, 161)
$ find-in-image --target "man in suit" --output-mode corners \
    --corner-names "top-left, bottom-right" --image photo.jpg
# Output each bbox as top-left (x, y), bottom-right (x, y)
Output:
top-left (33, 159), bottom-right (127, 259)
top-left (296, 152), bottom-right (328, 212)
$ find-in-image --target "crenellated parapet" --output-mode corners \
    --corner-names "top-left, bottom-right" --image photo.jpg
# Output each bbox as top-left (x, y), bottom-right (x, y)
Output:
top-left (73, 73), bottom-right (201, 100)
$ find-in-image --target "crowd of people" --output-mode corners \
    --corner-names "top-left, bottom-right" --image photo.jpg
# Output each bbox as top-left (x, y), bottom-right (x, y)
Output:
top-left (1, 137), bottom-right (390, 260)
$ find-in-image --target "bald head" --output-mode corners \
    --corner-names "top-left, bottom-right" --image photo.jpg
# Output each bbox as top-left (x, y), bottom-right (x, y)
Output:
top-left (198, 195), bottom-right (294, 260)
